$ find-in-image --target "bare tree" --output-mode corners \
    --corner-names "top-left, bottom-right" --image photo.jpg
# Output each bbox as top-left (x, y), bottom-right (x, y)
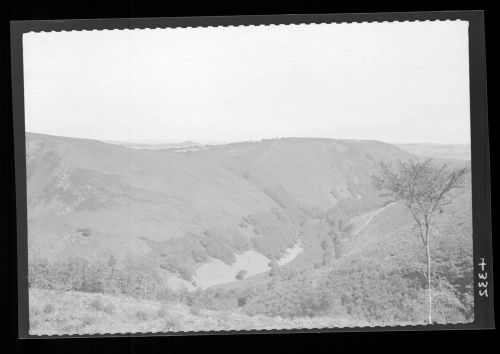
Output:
top-left (372, 158), bottom-right (468, 324)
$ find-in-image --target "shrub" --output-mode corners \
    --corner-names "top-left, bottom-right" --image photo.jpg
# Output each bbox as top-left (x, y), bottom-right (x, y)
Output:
top-left (236, 270), bottom-right (247, 280)
top-left (77, 228), bottom-right (92, 237)
top-left (244, 274), bottom-right (333, 318)
top-left (241, 257), bottom-right (468, 322)
top-left (156, 287), bottom-right (178, 303)
top-left (28, 258), bottom-right (52, 289)
top-left (188, 287), bottom-right (240, 311)
top-left (268, 260), bottom-right (279, 277)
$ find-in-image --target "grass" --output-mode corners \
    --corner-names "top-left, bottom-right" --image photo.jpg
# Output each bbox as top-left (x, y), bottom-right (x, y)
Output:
top-left (103, 302), bottom-right (116, 315)
top-left (43, 303), bottom-right (55, 314)
top-left (29, 287), bottom-right (376, 335)
top-left (90, 297), bottom-right (104, 311)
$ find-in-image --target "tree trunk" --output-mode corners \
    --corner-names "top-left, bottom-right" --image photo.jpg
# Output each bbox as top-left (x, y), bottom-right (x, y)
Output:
top-left (425, 242), bottom-right (432, 324)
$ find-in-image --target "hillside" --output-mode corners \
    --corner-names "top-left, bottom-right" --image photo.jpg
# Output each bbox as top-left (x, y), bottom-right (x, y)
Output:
top-left (29, 287), bottom-right (374, 335)
top-left (26, 133), bottom-right (473, 332)
top-left (26, 134), bottom-right (416, 281)
top-left (397, 143), bottom-right (470, 161)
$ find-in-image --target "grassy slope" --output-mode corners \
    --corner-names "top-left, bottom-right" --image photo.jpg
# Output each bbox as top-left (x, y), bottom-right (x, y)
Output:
top-left (29, 288), bottom-right (370, 335)
top-left (211, 179), bottom-right (472, 308)
top-left (26, 133), bottom-right (277, 261)
top-left (26, 134), bottom-right (416, 268)
top-left (26, 135), bottom-right (473, 333)
top-left (397, 143), bottom-right (470, 161)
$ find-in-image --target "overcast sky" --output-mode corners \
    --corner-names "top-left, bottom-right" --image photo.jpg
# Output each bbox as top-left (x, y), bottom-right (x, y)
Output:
top-left (23, 20), bottom-right (470, 144)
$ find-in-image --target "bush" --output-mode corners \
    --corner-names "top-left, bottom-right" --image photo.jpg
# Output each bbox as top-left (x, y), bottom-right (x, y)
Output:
top-left (268, 260), bottom-right (279, 277)
top-left (244, 272), bottom-right (333, 318)
top-left (77, 227), bottom-right (92, 237)
top-left (236, 270), bottom-right (247, 280)
top-left (156, 287), bottom-right (179, 303)
top-left (188, 287), bottom-right (240, 311)
top-left (241, 257), bottom-right (471, 323)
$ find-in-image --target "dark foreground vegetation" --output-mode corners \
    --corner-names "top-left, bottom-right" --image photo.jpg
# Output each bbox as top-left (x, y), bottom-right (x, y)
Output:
top-left (29, 241), bottom-right (473, 330)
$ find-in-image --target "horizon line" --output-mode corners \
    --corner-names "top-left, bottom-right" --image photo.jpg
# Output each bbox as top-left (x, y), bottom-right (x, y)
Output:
top-left (25, 131), bottom-right (471, 146)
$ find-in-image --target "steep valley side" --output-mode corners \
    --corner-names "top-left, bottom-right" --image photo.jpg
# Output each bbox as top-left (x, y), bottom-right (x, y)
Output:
top-left (26, 133), bottom-right (471, 293)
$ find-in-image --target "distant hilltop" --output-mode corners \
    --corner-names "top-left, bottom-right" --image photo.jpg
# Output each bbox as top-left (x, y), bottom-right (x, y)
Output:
top-left (396, 143), bottom-right (471, 161)
top-left (27, 132), bottom-right (470, 159)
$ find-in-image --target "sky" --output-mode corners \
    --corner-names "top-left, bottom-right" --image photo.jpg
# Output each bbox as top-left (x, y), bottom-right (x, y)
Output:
top-left (23, 20), bottom-right (470, 144)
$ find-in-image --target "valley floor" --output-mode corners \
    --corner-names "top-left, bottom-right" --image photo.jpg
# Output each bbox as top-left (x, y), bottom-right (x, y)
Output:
top-left (29, 288), bottom-right (428, 335)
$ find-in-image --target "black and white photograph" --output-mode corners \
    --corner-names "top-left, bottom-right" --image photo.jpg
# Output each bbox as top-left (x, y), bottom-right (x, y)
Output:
top-left (9, 14), bottom-right (493, 337)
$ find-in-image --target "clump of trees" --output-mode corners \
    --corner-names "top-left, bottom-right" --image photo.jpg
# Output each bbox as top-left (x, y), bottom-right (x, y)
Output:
top-left (244, 212), bottom-right (297, 259)
top-left (372, 158), bottom-right (468, 324)
top-left (268, 260), bottom-right (279, 277)
top-left (142, 228), bottom-right (249, 281)
top-left (240, 256), bottom-right (471, 324)
top-left (321, 236), bottom-right (335, 266)
top-left (29, 247), bottom-right (472, 324)
top-left (28, 255), bottom-right (163, 299)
